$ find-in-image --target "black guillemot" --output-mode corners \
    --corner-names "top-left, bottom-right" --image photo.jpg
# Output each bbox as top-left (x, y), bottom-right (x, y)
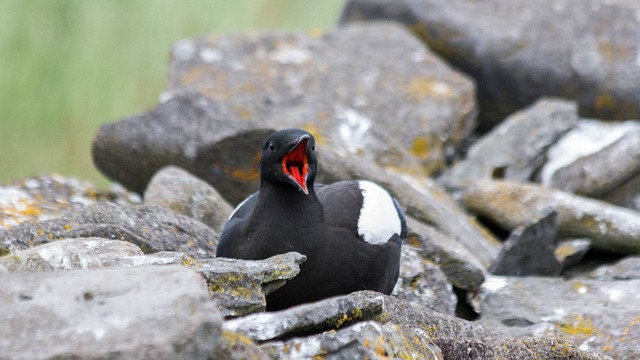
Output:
top-left (216, 128), bottom-right (406, 310)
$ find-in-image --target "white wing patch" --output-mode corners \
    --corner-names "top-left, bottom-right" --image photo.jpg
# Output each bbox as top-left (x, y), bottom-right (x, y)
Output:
top-left (357, 181), bottom-right (402, 245)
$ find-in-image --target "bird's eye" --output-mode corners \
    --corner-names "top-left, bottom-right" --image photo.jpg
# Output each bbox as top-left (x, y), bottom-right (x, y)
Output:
top-left (269, 143), bottom-right (276, 152)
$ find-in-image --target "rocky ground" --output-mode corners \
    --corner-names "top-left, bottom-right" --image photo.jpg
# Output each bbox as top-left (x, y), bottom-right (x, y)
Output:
top-left (2, 0), bottom-right (640, 359)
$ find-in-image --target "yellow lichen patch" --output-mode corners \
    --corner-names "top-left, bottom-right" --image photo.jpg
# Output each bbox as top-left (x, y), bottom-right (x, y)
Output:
top-left (181, 254), bottom-right (202, 269)
top-left (409, 136), bottom-right (437, 159)
top-left (406, 77), bottom-right (452, 101)
top-left (334, 308), bottom-right (364, 329)
top-left (597, 41), bottom-right (630, 63)
top-left (180, 64), bottom-right (211, 86)
top-left (228, 167), bottom-right (260, 181)
top-left (300, 123), bottom-right (327, 145)
top-left (594, 93), bottom-right (616, 112)
top-left (221, 329), bottom-right (255, 346)
top-left (233, 105), bottom-right (255, 120)
top-left (558, 314), bottom-right (598, 337)
top-left (374, 336), bottom-right (387, 357)
top-left (64, 225), bottom-right (72, 231)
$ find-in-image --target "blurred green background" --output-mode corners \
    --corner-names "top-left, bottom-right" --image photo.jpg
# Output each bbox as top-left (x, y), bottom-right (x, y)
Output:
top-left (0, 0), bottom-right (344, 187)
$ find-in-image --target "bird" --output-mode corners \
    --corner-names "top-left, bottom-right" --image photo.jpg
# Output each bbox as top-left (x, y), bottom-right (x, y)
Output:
top-left (216, 128), bottom-right (406, 311)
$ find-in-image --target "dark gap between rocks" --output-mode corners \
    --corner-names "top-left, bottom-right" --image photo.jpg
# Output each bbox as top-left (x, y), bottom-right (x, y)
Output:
top-left (475, 215), bottom-right (510, 241)
top-left (562, 248), bottom-right (627, 279)
top-left (454, 287), bottom-right (479, 321)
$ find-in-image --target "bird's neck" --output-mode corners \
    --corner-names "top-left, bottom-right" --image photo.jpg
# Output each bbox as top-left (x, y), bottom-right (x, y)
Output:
top-left (251, 183), bottom-right (324, 227)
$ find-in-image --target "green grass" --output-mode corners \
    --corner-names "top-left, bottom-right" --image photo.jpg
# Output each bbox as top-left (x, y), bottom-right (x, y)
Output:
top-left (0, 0), bottom-right (344, 187)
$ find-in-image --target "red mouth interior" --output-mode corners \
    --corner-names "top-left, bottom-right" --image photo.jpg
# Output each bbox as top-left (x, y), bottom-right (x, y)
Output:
top-left (282, 138), bottom-right (309, 193)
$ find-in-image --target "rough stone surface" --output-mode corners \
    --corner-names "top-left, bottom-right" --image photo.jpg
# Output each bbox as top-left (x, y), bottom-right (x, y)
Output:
top-left (92, 90), bottom-right (275, 204)
top-left (406, 216), bottom-right (485, 290)
top-left (192, 252), bottom-right (306, 318)
top-left (215, 330), bottom-right (271, 360)
top-left (223, 291), bottom-right (385, 342)
top-left (476, 276), bottom-right (640, 359)
top-left (166, 22), bottom-right (477, 177)
top-left (262, 321), bottom-right (443, 359)
top-left (341, 0), bottom-right (640, 128)
top-left (545, 120), bottom-right (640, 200)
top-left (0, 202), bottom-right (219, 258)
top-left (555, 238), bottom-right (592, 269)
top-left (590, 255), bottom-right (640, 280)
top-left (0, 174), bottom-right (139, 231)
top-left (392, 245), bottom-right (456, 316)
top-left (441, 98), bottom-right (577, 187)
top-left (490, 209), bottom-right (562, 276)
top-left (144, 166), bottom-right (233, 232)
top-left (0, 265), bottom-right (222, 359)
top-left (0, 238), bottom-right (143, 274)
top-left (461, 180), bottom-right (640, 254)
top-left (370, 292), bottom-right (611, 359)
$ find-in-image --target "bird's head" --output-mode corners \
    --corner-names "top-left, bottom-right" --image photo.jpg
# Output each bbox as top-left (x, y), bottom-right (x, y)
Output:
top-left (260, 128), bottom-right (318, 194)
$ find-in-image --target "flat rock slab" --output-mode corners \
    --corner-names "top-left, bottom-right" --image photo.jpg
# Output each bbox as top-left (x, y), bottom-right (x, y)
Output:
top-left (461, 180), bottom-right (640, 254)
top-left (192, 252), bottom-right (306, 318)
top-left (441, 98), bottom-right (577, 186)
top-left (262, 321), bottom-right (442, 359)
top-left (223, 291), bottom-right (385, 342)
top-left (373, 294), bottom-right (611, 359)
top-left (0, 265), bottom-right (221, 360)
top-left (166, 22), bottom-right (476, 177)
top-left (341, 0), bottom-right (640, 127)
top-left (0, 238), bottom-right (143, 273)
top-left (476, 276), bottom-right (640, 359)
top-left (0, 202), bottom-right (218, 258)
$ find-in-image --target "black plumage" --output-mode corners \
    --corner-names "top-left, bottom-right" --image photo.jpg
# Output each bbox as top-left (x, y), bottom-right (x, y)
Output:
top-left (216, 128), bottom-right (405, 311)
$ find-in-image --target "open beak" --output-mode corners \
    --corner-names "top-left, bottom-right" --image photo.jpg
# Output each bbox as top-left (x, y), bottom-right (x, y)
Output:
top-left (282, 135), bottom-right (310, 194)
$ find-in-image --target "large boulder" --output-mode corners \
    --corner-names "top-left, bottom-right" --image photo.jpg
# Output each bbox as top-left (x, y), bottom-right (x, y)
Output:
top-left (0, 265), bottom-right (222, 359)
top-left (341, 0), bottom-right (640, 129)
top-left (166, 22), bottom-right (477, 177)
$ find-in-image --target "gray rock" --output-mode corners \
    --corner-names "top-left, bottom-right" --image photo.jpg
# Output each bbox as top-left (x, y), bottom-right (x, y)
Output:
top-left (461, 180), bottom-right (640, 254)
top-left (490, 209), bottom-right (562, 276)
top-left (262, 321), bottom-right (443, 359)
top-left (166, 22), bottom-right (477, 177)
top-left (545, 120), bottom-right (640, 199)
top-left (191, 252), bottom-right (306, 318)
top-left (590, 255), bottom-right (640, 280)
top-left (0, 174), bottom-right (139, 231)
top-left (392, 245), bottom-right (457, 316)
top-left (92, 91), bottom-right (275, 204)
top-left (475, 275), bottom-right (640, 359)
top-left (406, 216), bottom-right (485, 290)
top-left (0, 238), bottom-right (143, 274)
top-left (0, 202), bottom-right (219, 258)
top-left (223, 291), bottom-right (385, 342)
top-left (441, 98), bottom-right (577, 187)
top-left (144, 166), bottom-right (233, 232)
top-left (555, 238), bottom-right (592, 269)
top-left (215, 330), bottom-right (271, 360)
top-left (0, 265), bottom-right (221, 359)
top-left (374, 293), bottom-right (610, 359)
top-left (341, 0), bottom-right (640, 128)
